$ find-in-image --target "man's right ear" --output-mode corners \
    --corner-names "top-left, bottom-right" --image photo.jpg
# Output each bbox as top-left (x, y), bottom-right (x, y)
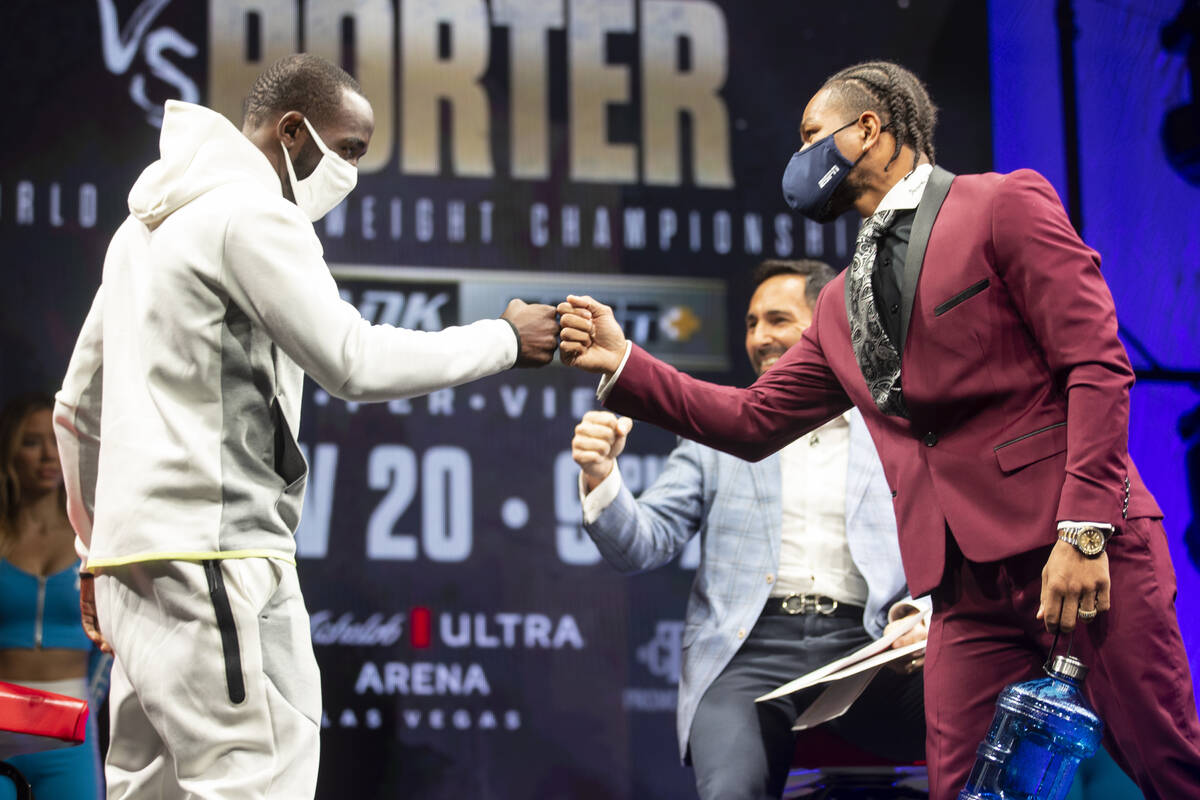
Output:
top-left (275, 111), bottom-right (306, 150)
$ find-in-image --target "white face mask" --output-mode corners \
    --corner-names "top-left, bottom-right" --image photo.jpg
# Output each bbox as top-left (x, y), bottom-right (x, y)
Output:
top-left (281, 116), bottom-right (358, 221)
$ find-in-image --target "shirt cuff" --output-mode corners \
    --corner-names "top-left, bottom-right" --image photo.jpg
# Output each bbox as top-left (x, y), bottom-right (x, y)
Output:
top-left (887, 597), bottom-right (932, 623)
top-left (1057, 521), bottom-right (1115, 531)
top-left (579, 461), bottom-right (623, 525)
top-left (501, 317), bottom-right (522, 368)
top-left (888, 597), bottom-right (931, 623)
top-left (595, 341), bottom-right (634, 403)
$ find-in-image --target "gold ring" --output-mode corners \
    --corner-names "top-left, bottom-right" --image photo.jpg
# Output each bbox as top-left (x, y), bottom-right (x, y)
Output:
top-left (1077, 608), bottom-right (1098, 621)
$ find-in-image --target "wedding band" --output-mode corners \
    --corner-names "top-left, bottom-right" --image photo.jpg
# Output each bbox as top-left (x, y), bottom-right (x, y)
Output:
top-left (1077, 608), bottom-right (1098, 620)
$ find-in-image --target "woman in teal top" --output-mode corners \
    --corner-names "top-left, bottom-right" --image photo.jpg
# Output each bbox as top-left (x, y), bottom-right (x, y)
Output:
top-left (0, 394), bottom-right (104, 800)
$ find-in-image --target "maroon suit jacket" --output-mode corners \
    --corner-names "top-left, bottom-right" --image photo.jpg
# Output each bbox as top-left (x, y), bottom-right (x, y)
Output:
top-left (605, 167), bottom-right (1161, 596)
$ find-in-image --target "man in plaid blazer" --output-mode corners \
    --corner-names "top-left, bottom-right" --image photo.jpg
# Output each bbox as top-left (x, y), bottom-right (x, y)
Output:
top-left (571, 260), bottom-right (927, 800)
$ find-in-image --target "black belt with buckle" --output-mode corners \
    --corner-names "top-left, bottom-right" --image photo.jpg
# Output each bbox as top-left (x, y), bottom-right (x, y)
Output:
top-left (762, 593), bottom-right (863, 620)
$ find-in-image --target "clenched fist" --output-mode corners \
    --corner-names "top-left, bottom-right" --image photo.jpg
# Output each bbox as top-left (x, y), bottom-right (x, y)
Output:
top-left (571, 410), bottom-right (634, 491)
top-left (557, 295), bottom-right (628, 374)
top-left (501, 299), bottom-right (560, 367)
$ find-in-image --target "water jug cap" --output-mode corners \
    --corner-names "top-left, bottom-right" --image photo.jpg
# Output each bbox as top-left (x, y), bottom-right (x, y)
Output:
top-left (1048, 654), bottom-right (1089, 683)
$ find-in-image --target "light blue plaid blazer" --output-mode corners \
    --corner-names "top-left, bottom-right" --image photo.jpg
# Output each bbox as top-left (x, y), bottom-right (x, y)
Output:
top-left (583, 409), bottom-right (923, 761)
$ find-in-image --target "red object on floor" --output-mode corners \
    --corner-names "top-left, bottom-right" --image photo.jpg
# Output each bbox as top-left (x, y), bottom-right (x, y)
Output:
top-left (0, 681), bottom-right (88, 744)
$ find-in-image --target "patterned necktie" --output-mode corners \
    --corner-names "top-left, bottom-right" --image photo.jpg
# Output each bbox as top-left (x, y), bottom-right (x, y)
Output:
top-left (846, 209), bottom-right (908, 417)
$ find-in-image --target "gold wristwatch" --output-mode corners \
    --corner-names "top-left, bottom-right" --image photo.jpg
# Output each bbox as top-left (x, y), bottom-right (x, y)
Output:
top-left (1057, 525), bottom-right (1109, 558)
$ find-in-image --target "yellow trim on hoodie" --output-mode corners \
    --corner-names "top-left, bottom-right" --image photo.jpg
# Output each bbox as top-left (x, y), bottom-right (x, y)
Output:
top-left (85, 550), bottom-right (297, 570)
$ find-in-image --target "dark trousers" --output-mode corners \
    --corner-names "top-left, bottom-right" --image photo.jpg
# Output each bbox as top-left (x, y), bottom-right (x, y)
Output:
top-left (688, 611), bottom-right (926, 800)
top-left (926, 517), bottom-right (1200, 800)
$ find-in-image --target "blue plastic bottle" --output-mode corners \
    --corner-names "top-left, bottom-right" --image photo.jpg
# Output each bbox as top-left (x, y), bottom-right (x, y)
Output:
top-left (958, 655), bottom-right (1104, 800)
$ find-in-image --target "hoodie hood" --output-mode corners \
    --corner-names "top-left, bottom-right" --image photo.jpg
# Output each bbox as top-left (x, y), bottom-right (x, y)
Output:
top-left (128, 100), bottom-right (282, 229)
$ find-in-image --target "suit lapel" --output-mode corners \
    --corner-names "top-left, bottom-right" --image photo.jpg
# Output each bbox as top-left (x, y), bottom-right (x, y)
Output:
top-left (898, 165), bottom-right (956, 354)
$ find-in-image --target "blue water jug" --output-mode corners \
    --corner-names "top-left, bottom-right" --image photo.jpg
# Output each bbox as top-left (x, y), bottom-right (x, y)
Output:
top-left (958, 655), bottom-right (1104, 800)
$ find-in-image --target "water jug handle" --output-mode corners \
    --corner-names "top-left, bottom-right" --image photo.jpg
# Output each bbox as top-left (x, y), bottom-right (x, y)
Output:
top-left (1043, 598), bottom-right (1077, 672)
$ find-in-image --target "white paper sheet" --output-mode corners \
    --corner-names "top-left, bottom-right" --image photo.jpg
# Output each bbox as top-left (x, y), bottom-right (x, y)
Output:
top-left (790, 666), bottom-right (881, 731)
top-left (755, 611), bottom-right (926, 703)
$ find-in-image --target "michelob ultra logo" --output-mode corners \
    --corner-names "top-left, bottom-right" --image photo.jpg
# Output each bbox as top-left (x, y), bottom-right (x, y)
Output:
top-left (310, 608), bottom-right (585, 651)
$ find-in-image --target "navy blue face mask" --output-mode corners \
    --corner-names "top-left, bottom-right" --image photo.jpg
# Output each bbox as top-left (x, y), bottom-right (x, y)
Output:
top-left (781, 120), bottom-right (864, 223)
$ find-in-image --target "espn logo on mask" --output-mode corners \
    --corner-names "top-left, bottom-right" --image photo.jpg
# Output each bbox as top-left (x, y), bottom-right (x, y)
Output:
top-left (818, 165), bottom-right (841, 188)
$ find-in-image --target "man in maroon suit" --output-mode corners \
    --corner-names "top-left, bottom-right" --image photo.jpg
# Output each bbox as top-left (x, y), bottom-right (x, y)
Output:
top-left (558, 62), bottom-right (1200, 799)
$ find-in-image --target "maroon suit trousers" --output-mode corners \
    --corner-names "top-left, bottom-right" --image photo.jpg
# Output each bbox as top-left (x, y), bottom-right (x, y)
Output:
top-left (925, 517), bottom-right (1200, 799)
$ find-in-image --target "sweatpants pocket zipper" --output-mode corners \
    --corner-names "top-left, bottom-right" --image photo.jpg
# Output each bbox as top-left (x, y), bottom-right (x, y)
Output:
top-left (204, 560), bottom-right (247, 704)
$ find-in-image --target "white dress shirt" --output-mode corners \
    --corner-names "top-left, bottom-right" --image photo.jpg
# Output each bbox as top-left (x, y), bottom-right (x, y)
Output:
top-left (773, 413), bottom-right (868, 605)
top-left (875, 162), bottom-right (932, 214)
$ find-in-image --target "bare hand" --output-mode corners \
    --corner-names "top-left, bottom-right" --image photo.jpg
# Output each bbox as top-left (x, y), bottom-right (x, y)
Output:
top-left (556, 295), bottom-right (627, 374)
top-left (1037, 538), bottom-right (1111, 633)
top-left (501, 299), bottom-right (560, 367)
top-left (884, 611), bottom-right (929, 649)
top-left (883, 610), bottom-right (927, 673)
top-left (79, 574), bottom-right (112, 654)
top-left (572, 411), bottom-right (634, 491)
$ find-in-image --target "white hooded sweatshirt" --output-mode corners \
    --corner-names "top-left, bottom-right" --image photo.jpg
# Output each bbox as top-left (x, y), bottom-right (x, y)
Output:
top-left (54, 101), bottom-right (518, 569)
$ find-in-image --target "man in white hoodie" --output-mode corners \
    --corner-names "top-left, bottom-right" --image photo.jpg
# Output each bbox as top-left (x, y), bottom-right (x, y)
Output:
top-left (52, 54), bottom-right (558, 800)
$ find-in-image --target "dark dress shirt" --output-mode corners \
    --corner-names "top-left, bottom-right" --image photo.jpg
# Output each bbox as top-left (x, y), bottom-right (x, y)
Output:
top-left (870, 209), bottom-right (915, 349)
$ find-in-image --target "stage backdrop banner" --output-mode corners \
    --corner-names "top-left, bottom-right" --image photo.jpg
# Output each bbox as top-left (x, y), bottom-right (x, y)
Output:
top-left (0, 2), bottom-right (990, 797)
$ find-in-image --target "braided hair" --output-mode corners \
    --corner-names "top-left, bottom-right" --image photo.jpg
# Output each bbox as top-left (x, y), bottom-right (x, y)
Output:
top-left (242, 53), bottom-right (363, 128)
top-left (823, 61), bottom-right (938, 172)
